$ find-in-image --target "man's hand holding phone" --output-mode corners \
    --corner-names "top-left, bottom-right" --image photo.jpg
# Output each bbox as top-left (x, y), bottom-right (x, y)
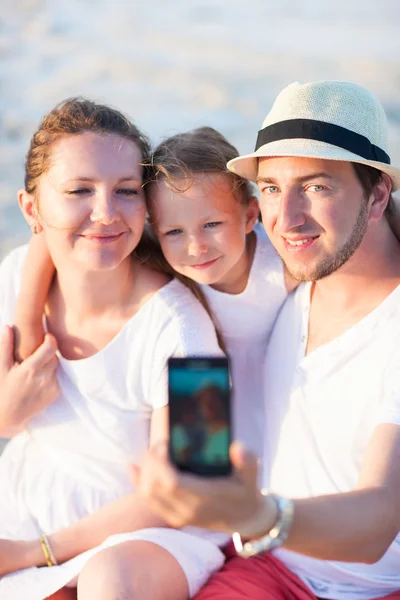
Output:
top-left (134, 355), bottom-right (277, 538)
top-left (133, 440), bottom-right (275, 538)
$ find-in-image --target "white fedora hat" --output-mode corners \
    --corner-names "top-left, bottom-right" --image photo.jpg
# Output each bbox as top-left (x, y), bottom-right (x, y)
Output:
top-left (228, 80), bottom-right (400, 191)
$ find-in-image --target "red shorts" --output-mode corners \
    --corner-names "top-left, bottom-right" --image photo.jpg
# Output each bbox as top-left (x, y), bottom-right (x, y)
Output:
top-left (194, 544), bottom-right (400, 600)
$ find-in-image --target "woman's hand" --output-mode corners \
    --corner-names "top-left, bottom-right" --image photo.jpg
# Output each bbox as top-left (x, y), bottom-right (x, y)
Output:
top-left (0, 326), bottom-right (60, 436)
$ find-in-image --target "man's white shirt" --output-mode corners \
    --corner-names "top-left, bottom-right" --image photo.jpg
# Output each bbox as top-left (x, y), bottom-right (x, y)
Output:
top-left (263, 282), bottom-right (400, 600)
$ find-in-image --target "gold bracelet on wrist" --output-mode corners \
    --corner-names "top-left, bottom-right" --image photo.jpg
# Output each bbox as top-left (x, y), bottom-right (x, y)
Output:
top-left (39, 534), bottom-right (58, 567)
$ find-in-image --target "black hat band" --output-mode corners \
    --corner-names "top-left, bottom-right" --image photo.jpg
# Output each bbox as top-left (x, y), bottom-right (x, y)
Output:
top-left (255, 118), bottom-right (390, 165)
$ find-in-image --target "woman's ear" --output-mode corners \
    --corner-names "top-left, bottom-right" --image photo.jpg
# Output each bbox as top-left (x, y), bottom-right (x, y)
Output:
top-left (245, 196), bottom-right (260, 233)
top-left (18, 189), bottom-right (43, 234)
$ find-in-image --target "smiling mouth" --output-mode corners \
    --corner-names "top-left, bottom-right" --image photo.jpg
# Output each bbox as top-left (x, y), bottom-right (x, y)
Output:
top-left (81, 232), bottom-right (125, 241)
top-left (190, 258), bottom-right (219, 269)
top-left (284, 236), bottom-right (319, 250)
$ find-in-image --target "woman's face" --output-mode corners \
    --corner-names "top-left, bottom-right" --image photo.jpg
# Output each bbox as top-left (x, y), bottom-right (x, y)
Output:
top-left (21, 132), bottom-right (147, 272)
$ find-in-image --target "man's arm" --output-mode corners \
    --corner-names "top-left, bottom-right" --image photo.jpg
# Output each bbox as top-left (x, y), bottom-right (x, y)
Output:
top-left (282, 423), bottom-right (400, 563)
top-left (136, 423), bottom-right (400, 565)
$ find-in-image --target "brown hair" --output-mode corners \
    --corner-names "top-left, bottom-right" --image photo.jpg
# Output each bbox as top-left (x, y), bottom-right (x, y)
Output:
top-left (149, 126), bottom-right (255, 204)
top-left (24, 97), bottom-right (161, 265)
top-left (25, 97), bottom-right (153, 196)
top-left (352, 162), bottom-right (394, 219)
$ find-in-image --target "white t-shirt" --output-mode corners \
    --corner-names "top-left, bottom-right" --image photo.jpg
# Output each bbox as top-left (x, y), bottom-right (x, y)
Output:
top-left (263, 282), bottom-right (400, 600)
top-left (0, 245), bottom-right (224, 532)
top-left (201, 222), bottom-right (287, 459)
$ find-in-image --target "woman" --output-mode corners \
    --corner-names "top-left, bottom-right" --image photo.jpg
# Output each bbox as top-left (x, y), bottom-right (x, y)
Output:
top-left (0, 98), bottom-right (227, 600)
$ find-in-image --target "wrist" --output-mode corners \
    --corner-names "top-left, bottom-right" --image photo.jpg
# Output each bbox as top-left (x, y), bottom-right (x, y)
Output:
top-left (233, 494), bottom-right (294, 558)
top-left (20, 539), bottom-right (46, 569)
top-left (237, 493), bottom-right (279, 540)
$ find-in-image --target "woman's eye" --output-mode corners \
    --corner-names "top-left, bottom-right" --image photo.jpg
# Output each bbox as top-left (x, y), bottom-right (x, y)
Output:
top-left (66, 188), bottom-right (90, 195)
top-left (117, 188), bottom-right (139, 196)
top-left (204, 221), bottom-right (222, 229)
top-left (165, 229), bottom-right (183, 236)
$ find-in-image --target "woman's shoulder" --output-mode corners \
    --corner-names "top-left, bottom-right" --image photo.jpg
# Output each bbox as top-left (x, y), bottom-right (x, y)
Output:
top-left (134, 265), bottom-right (172, 309)
top-left (155, 278), bottom-right (215, 321)
top-left (128, 271), bottom-right (222, 352)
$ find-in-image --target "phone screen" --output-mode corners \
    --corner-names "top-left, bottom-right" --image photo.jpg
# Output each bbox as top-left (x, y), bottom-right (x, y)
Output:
top-left (168, 357), bottom-right (232, 476)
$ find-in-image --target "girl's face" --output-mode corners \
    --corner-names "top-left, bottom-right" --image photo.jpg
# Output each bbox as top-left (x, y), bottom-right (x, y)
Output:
top-left (150, 173), bottom-right (259, 291)
top-left (20, 132), bottom-right (147, 273)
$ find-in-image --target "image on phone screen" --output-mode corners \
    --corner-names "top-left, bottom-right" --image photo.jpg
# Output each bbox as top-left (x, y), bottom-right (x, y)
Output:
top-left (168, 357), bottom-right (232, 476)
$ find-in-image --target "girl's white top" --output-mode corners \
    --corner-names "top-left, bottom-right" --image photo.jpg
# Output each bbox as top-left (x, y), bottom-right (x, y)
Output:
top-left (200, 222), bottom-right (288, 460)
top-left (0, 245), bottom-right (227, 599)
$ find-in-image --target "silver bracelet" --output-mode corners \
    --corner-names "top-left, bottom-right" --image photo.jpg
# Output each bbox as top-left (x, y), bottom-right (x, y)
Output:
top-left (233, 494), bottom-right (294, 558)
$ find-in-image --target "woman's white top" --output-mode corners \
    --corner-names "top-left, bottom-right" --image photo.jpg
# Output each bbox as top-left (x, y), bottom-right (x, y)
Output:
top-left (0, 245), bottom-right (227, 599)
top-left (200, 222), bottom-right (288, 461)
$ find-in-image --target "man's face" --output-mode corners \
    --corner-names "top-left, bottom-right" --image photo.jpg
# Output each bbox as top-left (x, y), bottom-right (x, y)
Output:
top-left (257, 157), bottom-right (370, 282)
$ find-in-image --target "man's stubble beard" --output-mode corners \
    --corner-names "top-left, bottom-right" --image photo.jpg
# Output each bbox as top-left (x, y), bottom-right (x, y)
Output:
top-left (284, 199), bottom-right (370, 283)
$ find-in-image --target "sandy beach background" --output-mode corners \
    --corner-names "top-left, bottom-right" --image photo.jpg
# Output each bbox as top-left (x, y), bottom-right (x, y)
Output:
top-left (0, 0), bottom-right (400, 450)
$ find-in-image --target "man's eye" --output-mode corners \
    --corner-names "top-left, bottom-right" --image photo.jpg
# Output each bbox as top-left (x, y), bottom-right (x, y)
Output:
top-left (204, 222), bottom-right (222, 229)
top-left (117, 189), bottom-right (139, 196)
top-left (308, 185), bottom-right (324, 192)
top-left (261, 186), bottom-right (279, 194)
top-left (165, 229), bottom-right (183, 236)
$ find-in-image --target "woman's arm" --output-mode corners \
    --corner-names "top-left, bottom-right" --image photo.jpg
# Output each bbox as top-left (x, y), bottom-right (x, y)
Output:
top-left (14, 234), bottom-right (55, 362)
top-left (0, 407), bottom-right (170, 573)
top-left (0, 492), bottom-right (167, 574)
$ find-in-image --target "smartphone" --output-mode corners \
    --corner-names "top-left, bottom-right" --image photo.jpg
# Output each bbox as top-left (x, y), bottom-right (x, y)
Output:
top-left (168, 356), bottom-right (232, 476)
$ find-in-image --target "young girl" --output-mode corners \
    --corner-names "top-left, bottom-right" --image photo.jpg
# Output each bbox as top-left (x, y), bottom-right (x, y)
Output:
top-left (147, 127), bottom-right (296, 460)
top-left (0, 101), bottom-right (228, 600)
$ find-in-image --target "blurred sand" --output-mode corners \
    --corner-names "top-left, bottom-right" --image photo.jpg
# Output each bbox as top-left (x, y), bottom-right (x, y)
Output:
top-left (1, 0), bottom-right (400, 258)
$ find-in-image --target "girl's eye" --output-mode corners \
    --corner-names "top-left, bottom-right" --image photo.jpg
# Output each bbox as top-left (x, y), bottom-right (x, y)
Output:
top-left (204, 221), bottom-right (222, 229)
top-left (165, 229), bottom-right (183, 236)
top-left (117, 188), bottom-right (139, 196)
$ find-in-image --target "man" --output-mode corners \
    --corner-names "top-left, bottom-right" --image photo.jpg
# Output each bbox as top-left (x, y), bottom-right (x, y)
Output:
top-left (136, 81), bottom-right (400, 599)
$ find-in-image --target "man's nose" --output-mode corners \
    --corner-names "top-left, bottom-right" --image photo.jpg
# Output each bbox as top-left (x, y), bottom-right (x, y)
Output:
top-left (276, 188), bottom-right (307, 233)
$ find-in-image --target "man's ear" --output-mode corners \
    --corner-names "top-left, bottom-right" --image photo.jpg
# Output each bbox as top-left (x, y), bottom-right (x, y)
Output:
top-left (245, 196), bottom-right (260, 233)
top-left (368, 173), bottom-right (392, 221)
top-left (18, 189), bottom-right (43, 234)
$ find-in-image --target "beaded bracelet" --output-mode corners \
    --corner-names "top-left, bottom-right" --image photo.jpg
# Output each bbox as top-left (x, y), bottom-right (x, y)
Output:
top-left (39, 533), bottom-right (58, 567)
